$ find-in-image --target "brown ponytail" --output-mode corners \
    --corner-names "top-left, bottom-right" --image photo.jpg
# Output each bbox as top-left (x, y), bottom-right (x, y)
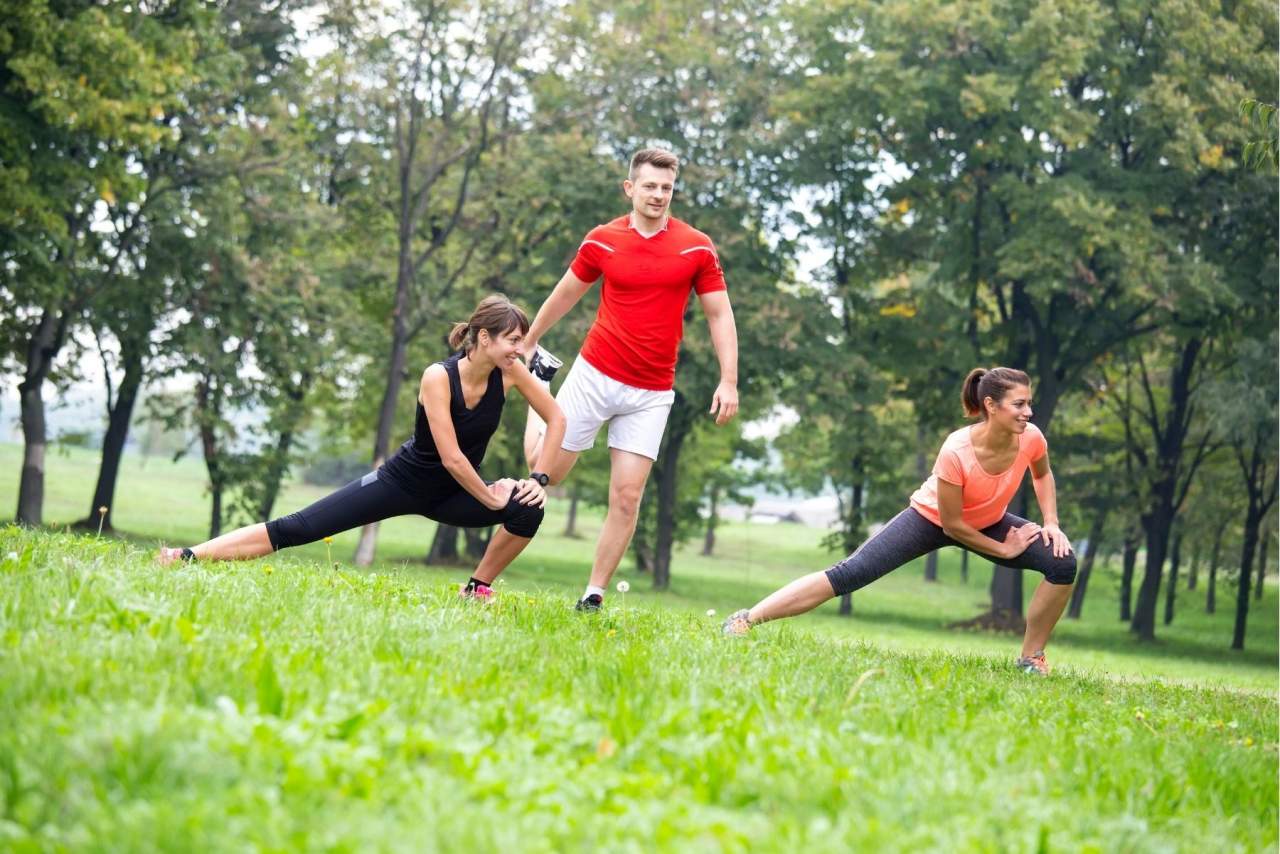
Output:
top-left (961, 367), bottom-right (1031, 419)
top-left (448, 294), bottom-right (530, 354)
top-left (448, 322), bottom-right (471, 350)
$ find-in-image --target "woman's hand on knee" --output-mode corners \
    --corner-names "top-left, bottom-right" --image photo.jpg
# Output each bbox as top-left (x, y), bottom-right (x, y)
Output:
top-left (1001, 523), bottom-right (1042, 559)
top-left (512, 478), bottom-right (547, 508)
top-left (1040, 523), bottom-right (1072, 558)
top-left (488, 478), bottom-right (518, 510)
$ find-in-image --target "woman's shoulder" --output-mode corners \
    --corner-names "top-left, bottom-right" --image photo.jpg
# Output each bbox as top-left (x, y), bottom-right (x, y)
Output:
top-left (940, 425), bottom-right (974, 453)
top-left (1021, 422), bottom-right (1048, 455)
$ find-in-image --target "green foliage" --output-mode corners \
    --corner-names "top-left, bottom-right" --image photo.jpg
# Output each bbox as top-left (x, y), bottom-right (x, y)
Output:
top-left (1240, 98), bottom-right (1279, 172)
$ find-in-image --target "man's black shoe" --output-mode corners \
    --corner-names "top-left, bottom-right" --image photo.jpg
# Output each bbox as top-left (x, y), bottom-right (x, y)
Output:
top-left (575, 593), bottom-right (604, 612)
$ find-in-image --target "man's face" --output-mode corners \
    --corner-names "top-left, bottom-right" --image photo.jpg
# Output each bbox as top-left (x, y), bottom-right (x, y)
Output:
top-left (623, 163), bottom-right (677, 222)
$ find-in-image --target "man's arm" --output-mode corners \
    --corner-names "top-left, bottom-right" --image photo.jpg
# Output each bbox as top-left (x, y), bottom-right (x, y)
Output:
top-left (698, 290), bottom-right (739, 425)
top-left (524, 269), bottom-right (596, 354)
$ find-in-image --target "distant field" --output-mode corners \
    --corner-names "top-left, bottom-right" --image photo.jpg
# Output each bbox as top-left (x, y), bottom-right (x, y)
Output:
top-left (1, 441), bottom-right (1276, 694)
top-left (1, 527), bottom-right (1275, 851)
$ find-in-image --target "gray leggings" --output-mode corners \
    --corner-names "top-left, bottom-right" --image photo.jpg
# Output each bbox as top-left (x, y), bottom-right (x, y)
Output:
top-left (824, 507), bottom-right (1077, 596)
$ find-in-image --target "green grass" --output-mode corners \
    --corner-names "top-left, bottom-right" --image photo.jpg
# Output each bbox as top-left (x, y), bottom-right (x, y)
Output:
top-left (0, 527), bottom-right (1276, 851)
top-left (5, 442), bottom-right (1276, 693)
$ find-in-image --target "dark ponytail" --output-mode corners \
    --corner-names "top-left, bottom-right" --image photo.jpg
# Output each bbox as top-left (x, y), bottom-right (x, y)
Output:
top-left (448, 322), bottom-right (471, 351)
top-left (961, 367), bottom-right (1031, 419)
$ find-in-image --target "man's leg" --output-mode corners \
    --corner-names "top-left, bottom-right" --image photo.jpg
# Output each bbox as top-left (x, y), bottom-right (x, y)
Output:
top-left (588, 448), bottom-right (654, 589)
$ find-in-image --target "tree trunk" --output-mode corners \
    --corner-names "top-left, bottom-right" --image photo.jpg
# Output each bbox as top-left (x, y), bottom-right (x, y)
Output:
top-left (257, 428), bottom-right (295, 522)
top-left (701, 483), bottom-right (719, 556)
top-left (1206, 524), bottom-right (1224, 614)
top-left (1067, 509), bottom-right (1107, 619)
top-left (838, 593), bottom-right (852, 615)
top-left (196, 377), bottom-right (227, 540)
top-left (1186, 541), bottom-right (1201, 591)
top-left (1232, 515), bottom-right (1261, 650)
top-left (652, 398), bottom-right (693, 590)
top-left (1163, 524), bottom-right (1182, 626)
top-left (85, 344), bottom-right (144, 530)
top-left (1254, 527), bottom-right (1269, 601)
top-left (1132, 498), bottom-right (1173, 640)
top-left (1206, 560), bottom-right (1218, 614)
top-left (563, 483), bottom-right (580, 538)
top-left (354, 244), bottom-right (414, 567)
top-left (960, 549), bottom-right (969, 584)
top-left (1120, 529), bottom-right (1139, 621)
top-left (427, 524), bottom-right (460, 565)
top-left (463, 526), bottom-right (490, 560)
top-left (16, 309), bottom-right (70, 525)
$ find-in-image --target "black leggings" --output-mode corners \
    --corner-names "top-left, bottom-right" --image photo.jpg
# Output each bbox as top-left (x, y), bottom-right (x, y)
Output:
top-left (824, 507), bottom-right (1077, 596)
top-left (265, 470), bottom-right (543, 551)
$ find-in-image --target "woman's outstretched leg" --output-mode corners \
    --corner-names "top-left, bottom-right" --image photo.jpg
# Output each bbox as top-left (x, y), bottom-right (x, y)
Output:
top-left (158, 523), bottom-right (273, 564)
top-left (746, 571), bottom-right (837, 623)
top-left (158, 473), bottom-right (417, 566)
top-left (724, 509), bottom-right (944, 634)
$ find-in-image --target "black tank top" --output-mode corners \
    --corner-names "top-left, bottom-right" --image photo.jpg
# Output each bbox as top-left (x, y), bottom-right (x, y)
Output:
top-left (379, 352), bottom-right (505, 495)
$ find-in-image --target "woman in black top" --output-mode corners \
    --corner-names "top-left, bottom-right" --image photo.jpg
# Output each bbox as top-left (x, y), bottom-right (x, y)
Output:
top-left (159, 295), bottom-right (566, 595)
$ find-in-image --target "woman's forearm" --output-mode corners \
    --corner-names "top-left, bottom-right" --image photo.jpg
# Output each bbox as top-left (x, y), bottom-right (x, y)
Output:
top-left (1032, 472), bottom-right (1059, 526)
top-left (444, 455), bottom-right (500, 509)
top-left (941, 518), bottom-right (1010, 559)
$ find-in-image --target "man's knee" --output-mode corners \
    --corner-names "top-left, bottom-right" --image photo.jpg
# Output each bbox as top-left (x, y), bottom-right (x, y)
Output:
top-left (609, 481), bottom-right (644, 519)
top-left (503, 501), bottom-right (544, 538)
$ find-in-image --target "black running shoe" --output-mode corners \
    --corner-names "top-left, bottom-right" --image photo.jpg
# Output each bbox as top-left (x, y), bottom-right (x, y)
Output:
top-left (575, 593), bottom-right (604, 612)
top-left (528, 346), bottom-right (563, 384)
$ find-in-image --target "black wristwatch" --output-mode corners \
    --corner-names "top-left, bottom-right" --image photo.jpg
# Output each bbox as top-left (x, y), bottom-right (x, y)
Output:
top-left (529, 471), bottom-right (550, 487)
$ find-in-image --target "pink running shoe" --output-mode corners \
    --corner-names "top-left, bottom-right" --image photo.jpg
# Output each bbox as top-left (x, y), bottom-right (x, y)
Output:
top-left (459, 583), bottom-right (494, 603)
top-left (1015, 651), bottom-right (1050, 676)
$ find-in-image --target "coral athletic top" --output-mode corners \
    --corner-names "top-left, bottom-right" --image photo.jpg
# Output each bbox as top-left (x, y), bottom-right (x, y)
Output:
top-left (910, 423), bottom-right (1048, 530)
top-left (569, 214), bottom-right (727, 391)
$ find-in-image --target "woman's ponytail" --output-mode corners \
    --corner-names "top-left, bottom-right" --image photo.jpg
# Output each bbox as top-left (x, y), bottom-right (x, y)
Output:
top-left (448, 321), bottom-right (471, 351)
top-left (961, 368), bottom-right (987, 417)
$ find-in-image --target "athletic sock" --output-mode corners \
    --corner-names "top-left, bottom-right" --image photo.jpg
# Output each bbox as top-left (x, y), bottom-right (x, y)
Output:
top-left (464, 576), bottom-right (491, 594)
top-left (583, 584), bottom-right (605, 601)
top-left (180, 547), bottom-right (196, 562)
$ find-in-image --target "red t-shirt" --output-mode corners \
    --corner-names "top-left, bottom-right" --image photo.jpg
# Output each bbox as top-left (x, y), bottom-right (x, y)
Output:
top-left (569, 214), bottom-right (727, 391)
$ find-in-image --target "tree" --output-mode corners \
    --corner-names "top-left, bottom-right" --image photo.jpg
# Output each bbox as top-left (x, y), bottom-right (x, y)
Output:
top-left (1, 0), bottom-right (203, 524)
top-left (792, 0), bottom-right (1276, 627)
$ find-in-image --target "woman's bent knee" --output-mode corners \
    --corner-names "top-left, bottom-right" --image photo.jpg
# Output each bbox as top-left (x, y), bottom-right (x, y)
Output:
top-left (503, 501), bottom-right (544, 538)
top-left (1045, 553), bottom-right (1077, 585)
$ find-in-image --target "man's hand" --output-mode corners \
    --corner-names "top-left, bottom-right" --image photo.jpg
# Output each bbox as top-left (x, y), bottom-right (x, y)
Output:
top-left (710, 380), bottom-right (739, 426)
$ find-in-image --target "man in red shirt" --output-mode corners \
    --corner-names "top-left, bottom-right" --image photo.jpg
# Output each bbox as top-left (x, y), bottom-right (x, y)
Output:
top-left (522, 148), bottom-right (739, 610)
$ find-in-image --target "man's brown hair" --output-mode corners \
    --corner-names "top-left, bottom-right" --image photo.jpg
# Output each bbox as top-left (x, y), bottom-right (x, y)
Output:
top-left (629, 148), bottom-right (680, 179)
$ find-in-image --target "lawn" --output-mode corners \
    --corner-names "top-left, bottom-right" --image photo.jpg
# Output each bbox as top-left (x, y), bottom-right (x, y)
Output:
top-left (4, 442), bottom-right (1275, 692)
top-left (0, 527), bottom-right (1275, 851)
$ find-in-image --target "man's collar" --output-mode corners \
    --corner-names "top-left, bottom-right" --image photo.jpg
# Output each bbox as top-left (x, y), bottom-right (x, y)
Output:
top-left (627, 211), bottom-right (670, 237)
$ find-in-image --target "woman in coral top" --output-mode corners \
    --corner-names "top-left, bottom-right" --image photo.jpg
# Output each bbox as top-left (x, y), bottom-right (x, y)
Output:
top-left (723, 367), bottom-right (1076, 675)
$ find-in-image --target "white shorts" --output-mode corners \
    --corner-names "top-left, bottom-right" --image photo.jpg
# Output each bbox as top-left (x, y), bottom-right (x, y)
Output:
top-left (556, 357), bottom-right (675, 460)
